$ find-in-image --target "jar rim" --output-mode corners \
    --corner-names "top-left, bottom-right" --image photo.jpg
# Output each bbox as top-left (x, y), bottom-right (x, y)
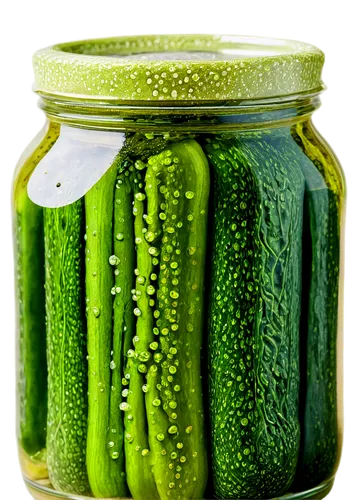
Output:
top-left (33, 34), bottom-right (325, 103)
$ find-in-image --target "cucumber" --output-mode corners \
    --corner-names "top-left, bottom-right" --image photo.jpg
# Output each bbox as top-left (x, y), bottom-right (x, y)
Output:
top-left (121, 140), bottom-right (210, 500)
top-left (123, 167), bottom-right (160, 500)
top-left (205, 130), bottom-right (305, 499)
top-left (292, 121), bottom-right (344, 487)
top-left (144, 141), bottom-right (209, 500)
top-left (14, 124), bottom-right (59, 460)
top-left (85, 164), bottom-right (127, 498)
top-left (44, 201), bottom-right (90, 495)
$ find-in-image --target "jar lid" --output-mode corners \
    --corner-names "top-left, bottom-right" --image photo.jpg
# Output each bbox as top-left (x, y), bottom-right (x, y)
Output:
top-left (33, 34), bottom-right (325, 103)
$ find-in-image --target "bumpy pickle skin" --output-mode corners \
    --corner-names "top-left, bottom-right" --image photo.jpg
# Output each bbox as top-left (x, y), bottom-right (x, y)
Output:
top-left (292, 121), bottom-right (345, 488)
top-left (85, 165), bottom-right (127, 498)
top-left (205, 130), bottom-right (305, 499)
top-left (143, 141), bottom-right (210, 500)
top-left (120, 140), bottom-right (209, 500)
top-left (44, 201), bottom-right (90, 495)
top-left (13, 123), bottom-right (59, 470)
top-left (123, 168), bottom-right (160, 500)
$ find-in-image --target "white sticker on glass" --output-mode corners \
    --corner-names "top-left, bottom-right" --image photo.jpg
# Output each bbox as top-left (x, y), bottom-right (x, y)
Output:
top-left (28, 126), bottom-right (126, 208)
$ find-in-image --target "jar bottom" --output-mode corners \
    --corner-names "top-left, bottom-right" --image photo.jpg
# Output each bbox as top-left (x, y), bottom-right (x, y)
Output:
top-left (24, 476), bottom-right (335, 500)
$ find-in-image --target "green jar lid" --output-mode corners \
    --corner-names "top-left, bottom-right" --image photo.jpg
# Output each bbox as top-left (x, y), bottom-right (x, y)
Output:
top-left (33, 34), bottom-right (325, 102)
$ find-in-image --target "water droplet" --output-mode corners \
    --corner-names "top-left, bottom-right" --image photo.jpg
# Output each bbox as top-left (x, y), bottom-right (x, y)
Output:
top-left (142, 384), bottom-right (148, 393)
top-left (153, 398), bottom-right (161, 407)
top-left (137, 276), bottom-right (146, 285)
top-left (135, 192), bottom-right (146, 201)
top-left (177, 442), bottom-right (183, 449)
top-left (120, 402), bottom-right (131, 412)
top-left (92, 307), bottom-right (100, 317)
top-left (149, 246), bottom-right (160, 256)
top-left (185, 191), bottom-right (195, 199)
top-left (109, 255), bottom-right (120, 266)
top-left (111, 451), bottom-right (119, 460)
top-left (142, 448), bottom-right (149, 456)
top-left (169, 366), bottom-right (177, 374)
top-left (122, 388), bottom-right (129, 397)
top-left (169, 482), bottom-right (175, 489)
top-left (174, 385), bottom-right (181, 392)
top-left (185, 425), bottom-right (193, 434)
top-left (108, 441), bottom-right (114, 448)
top-left (135, 160), bottom-right (146, 170)
top-left (126, 433), bottom-right (134, 442)
top-left (170, 291), bottom-right (179, 299)
top-left (138, 364), bottom-right (147, 374)
top-left (147, 285), bottom-right (156, 295)
top-left (139, 351), bottom-right (151, 362)
top-left (169, 401), bottom-right (177, 409)
top-left (186, 324), bottom-right (194, 332)
top-left (180, 456), bottom-right (186, 463)
top-left (168, 425), bottom-right (178, 434)
top-left (157, 433), bottom-right (165, 441)
top-left (116, 233), bottom-right (124, 241)
top-left (110, 360), bottom-right (116, 370)
top-left (134, 308), bottom-right (142, 316)
top-left (149, 341), bottom-right (159, 350)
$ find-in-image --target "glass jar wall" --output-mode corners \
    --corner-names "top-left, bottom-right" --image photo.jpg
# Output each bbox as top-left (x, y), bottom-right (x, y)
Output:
top-left (12, 35), bottom-right (345, 500)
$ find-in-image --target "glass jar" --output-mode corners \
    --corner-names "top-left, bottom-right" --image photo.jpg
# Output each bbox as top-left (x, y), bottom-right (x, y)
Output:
top-left (13, 35), bottom-right (345, 500)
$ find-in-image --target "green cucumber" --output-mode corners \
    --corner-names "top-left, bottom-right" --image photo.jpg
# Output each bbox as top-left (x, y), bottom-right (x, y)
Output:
top-left (85, 164), bottom-right (127, 498)
top-left (205, 130), bottom-right (305, 499)
top-left (123, 168), bottom-right (160, 500)
top-left (44, 201), bottom-right (90, 495)
top-left (292, 121), bottom-right (344, 487)
top-left (120, 140), bottom-right (210, 500)
top-left (14, 124), bottom-right (59, 460)
top-left (144, 141), bottom-right (209, 500)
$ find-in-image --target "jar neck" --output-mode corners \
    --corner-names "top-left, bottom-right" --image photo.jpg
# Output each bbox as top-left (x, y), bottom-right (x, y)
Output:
top-left (38, 93), bottom-right (321, 131)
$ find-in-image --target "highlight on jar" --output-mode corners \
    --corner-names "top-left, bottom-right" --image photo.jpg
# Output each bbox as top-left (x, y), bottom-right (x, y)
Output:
top-left (12, 35), bottom-right (345, 500)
